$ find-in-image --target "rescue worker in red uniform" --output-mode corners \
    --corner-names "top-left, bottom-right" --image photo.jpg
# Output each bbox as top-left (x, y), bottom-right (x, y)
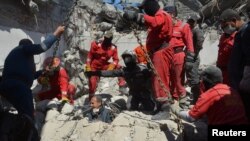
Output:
top-left (164, 6), bottom-right (195, 108)
top-left (123, 0), bottom-right (173, 103)
top-left (171, 66), bottom-right (248, 125)
top-left (37, 57), bottom-right (76, 104)
top-left (85, 31), bottom-right (126, 100)
top-left (217, 31), bottom-right (237, 85)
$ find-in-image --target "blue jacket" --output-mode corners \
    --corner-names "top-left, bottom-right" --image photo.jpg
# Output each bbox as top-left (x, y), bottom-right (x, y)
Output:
top-left (1, 34), bottom-right (58, 88)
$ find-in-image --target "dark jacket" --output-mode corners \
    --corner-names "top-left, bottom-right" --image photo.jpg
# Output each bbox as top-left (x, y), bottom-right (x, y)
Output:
top-left (87, 106), bottom-right (112, 123)
top-left (93, 64), bottom-right (152, 94)
top-left (192, 25), bottom-right (204, 57)
top-left (1, 34), bottom-right (58, 88)
top-left (228, 22), bottom-right (250, 90)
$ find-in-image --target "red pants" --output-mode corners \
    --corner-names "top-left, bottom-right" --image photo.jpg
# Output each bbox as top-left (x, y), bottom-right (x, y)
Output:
top-left (88, 64), bottom-right (126, 99)
top-left (151, 47), bottom-right (173, 102)
top-left (38, 88), bottom-right (61, 100)
top-left (38, 84), bottom-right (76, 103)
top-left (170, 51), bottom-right (186, 99)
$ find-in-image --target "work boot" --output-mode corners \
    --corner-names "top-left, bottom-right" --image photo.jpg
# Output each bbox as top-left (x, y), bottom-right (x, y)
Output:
top-left (151, 103), bottom-right (171, 120)
top-left (150, 101), bottom-right (162, 115)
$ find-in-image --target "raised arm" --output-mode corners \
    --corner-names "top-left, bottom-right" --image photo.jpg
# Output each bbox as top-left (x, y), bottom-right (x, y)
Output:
top-left (23, 26), bottom-right (65, 55)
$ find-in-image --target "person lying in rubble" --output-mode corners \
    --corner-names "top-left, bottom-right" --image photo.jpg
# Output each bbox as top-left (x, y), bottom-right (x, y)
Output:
top-left (84, 30), bottom-right (126, 101)
top-left (86, 50), bottom-right (158, 114)
top-left (0, 25), bottom-right (65, 119)
top-left (86, 95), bottom-right (112, 123)
top-left (35, 56), bottom-right (76, 104)
top-left (171, 66), bottom-right (249, 125)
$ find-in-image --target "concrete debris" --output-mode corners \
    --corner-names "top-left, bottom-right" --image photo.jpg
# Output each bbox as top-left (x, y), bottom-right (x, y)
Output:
top-left (45, 109), bottom-right (60, 122)
top-left (97, 22), bottom-right (113, 31)
top-left (100, 3), bottom-right (118, 23)
top-left (38, 96), bottom-right (207, 141)
top-left (61, 103), bottom-right (74, 115)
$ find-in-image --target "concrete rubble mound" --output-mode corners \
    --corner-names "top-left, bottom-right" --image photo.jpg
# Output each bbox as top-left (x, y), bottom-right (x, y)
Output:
top-left (33, 77), bottom-right (207, 141)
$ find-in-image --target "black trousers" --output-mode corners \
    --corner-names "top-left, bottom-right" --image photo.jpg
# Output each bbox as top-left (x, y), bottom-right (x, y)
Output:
top-left (130, 91), bottom-right (155, 111)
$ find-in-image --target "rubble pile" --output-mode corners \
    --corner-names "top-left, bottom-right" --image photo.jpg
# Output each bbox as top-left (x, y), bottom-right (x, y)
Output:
top-left (33, 72), bottom-right (207, 141)
top-left (0, 0), bottom-right (213, 141)
top-left (35, 95), bottom-right (207, 141)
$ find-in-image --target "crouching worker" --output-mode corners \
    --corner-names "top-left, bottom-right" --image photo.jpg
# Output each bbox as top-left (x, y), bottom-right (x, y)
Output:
top-left (36, 57), bottom-right (76, 104)
top-left (171, 66), bottom-right (249, 125)
top-left (87, 95), bottom-right (112, 123)
top-left (86, 50), bottom-right (157, 113)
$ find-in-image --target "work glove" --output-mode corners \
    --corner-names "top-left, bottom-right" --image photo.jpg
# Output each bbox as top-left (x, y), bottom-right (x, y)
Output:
top-left (85, 71), bottom-right (102, 77)
top-left (185, 51), bottom-right (195, 71)
top-left (37, 76), bottom-right (49, 86)
top-left (85, 64), bottom-right (91, 72)
top-left (107, 63), bottom-right (115, 70)
top-left (61, 91), bottom-right (70, 103)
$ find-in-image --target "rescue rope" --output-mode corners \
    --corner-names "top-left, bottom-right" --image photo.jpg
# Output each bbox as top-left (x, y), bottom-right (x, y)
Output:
top-left (126, 19), bottom-right (185, 141)
top-left (130, 23), bottom-right (173, 103)
top-left (48, 0), bottom-right (80, 68)
top-left (120, 111), bottom-right (183, 136)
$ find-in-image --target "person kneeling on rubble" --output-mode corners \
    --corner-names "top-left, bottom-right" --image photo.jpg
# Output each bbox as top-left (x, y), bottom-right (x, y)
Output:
top-left (85, 50), bottom-right (158, 114)
top-left (36, 57), bottom-right (76, 104)
top-left (171, 66), bottom-right (249, 125)
top-left (87, 95), bottom-right (112, 123)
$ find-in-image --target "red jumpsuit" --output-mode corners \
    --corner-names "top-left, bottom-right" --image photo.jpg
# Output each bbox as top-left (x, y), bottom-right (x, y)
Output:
top-left (217, 32), bottom-right (236, 85)
top-left (38, 67), bottom-right (75, 102)
top-left (169, 20), bottom-right (194, 99)
top-left (189, 84), bottom-right (248, 125)
top-left (86, 41), bottom-right (126, 98)
top-left (144, 9), bottom-right (173, 102)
